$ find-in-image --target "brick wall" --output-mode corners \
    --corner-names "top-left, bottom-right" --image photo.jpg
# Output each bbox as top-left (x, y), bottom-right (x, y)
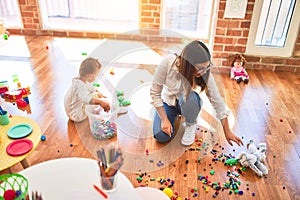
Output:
top-left (9, 0), bottom-right (181, 42)
top-left (18, 0), bottom-right (42, 35)
top-left (213, 0), bottom-right (300, 73)
top-left (140, 0), bottom-right (161, 29)
top-left (7, 0), bottom-right (300, 73)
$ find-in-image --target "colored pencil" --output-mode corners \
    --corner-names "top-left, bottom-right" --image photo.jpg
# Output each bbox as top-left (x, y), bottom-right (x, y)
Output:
top-left (93, 184), bottom-right (108, 199)
top-left (101, 148), bottom-right (107, 169)
top-left (96, 150), bottom-right (102, 161)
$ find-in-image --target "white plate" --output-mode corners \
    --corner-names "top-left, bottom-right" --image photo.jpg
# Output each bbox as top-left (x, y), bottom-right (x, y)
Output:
top-left (134, 187), bottom-right (169, 200)
top-left (58, 190), bottom-right (105, 200)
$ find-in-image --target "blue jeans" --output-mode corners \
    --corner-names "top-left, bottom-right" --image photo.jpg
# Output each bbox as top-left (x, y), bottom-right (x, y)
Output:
top-left (153, 91), bottom-right (203, 143)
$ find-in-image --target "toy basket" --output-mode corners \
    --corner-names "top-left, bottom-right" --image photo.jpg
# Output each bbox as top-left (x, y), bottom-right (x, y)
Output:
top-left (85, 105), bottom-right (117, 140)
top-left (0, 174), bottom-right (28, 200)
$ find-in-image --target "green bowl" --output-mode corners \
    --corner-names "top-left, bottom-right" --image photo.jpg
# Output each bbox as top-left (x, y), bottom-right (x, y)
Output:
top-left (0, 174), bottom-right (28, 200)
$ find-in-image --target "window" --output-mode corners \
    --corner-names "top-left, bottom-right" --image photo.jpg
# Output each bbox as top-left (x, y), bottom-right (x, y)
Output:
top-left (39, 0), bottom-right (139, 33)
top-left (255, 0), bottom-right (296, 47)
top-left (161, 0), bottom-right (214, 40)
top-left (0, 0), bottom-right (22, 28)
top-left (246, 0), bottom-right (300, 57)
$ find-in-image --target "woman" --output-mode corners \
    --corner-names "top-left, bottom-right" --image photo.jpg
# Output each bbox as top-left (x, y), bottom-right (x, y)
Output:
top-left (150, 41), bottom-right (243, 146)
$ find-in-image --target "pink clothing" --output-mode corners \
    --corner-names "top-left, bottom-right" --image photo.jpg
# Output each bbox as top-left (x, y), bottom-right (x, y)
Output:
top-left (234, 71), bottom-right (248, 77)
top-left (231, 66), bottom-right (249, 79)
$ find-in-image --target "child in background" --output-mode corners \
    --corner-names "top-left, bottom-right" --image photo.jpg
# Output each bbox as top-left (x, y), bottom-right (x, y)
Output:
top-left (230, 54), bottom-right (249, 84)
top-left (64, 57), bottom-right (110, 122)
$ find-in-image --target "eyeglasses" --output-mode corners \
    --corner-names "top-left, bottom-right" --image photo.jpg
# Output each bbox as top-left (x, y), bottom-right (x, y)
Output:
top-left (194, 62), bottom-right (213, 73)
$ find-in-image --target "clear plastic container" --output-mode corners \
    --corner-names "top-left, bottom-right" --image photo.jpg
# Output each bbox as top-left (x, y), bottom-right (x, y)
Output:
top-left (85, 105), bottom-right (117, 140)
top-left (100, 171), bottom-right (118, 192)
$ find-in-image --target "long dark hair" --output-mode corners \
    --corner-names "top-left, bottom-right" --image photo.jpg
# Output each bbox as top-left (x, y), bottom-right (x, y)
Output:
top-left (194, 69), bottom-right (210, 91)
top-left (177, 41), bottom-right (211, 91)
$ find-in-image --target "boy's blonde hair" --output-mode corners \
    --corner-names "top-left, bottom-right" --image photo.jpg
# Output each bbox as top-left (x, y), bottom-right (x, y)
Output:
top-left (79, 58), bottom-right (102, 77)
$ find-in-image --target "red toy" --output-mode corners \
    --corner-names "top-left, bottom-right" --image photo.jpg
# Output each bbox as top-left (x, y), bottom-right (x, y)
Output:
top-left (2, 87), bottom-right (30, 101)
top-left (3, 189), bottom-right (16, 200)
top-left (16, 99), bottom-right (27, 108)
top-left (0, 86), bottom-right (8, 94)
top-left (0, 81), bottom-right (9, 94)
top-left (3, 90), bottom-right (22, 100)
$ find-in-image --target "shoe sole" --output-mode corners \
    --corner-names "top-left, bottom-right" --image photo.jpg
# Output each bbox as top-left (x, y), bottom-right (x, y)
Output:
top-left (181, 139), bottom-right (194, 146)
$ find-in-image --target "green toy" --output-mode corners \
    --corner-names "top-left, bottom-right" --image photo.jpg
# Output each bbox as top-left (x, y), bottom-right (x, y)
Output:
top-left (225, 158), bottom-right (238, 166)
top-left (119, 100), bottom-right (131, 106)
top-left (93, 83), bottom-right (100, 87)
top-left (116, 91), bottom-right (131, 107)
top-left (116, 91), bottom-right (124, 97)
top-left (117, 96), bottom-right (124, 102)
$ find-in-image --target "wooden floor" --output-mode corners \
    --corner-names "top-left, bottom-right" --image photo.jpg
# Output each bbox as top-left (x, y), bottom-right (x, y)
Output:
top-left (1, 35), bottom-right (300, 200)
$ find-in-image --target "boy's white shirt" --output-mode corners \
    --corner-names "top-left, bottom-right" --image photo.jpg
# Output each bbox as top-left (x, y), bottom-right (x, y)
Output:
top-left (150, 54), bottom-right (230, 120)
top-left (64, 78), bottom-right (95, 122)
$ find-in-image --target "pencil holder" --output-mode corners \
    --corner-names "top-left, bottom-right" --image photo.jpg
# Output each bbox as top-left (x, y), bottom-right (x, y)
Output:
top-left (85, 105), bottom-right (117, 140)
top-left (0, 110), bottom-right (9, 125)
top-left (99, 170), bottom-right (118, 192)
top-left (0, 174), bottom-right (28, 200)
top-left (96, 144), bottom-right (124, 192)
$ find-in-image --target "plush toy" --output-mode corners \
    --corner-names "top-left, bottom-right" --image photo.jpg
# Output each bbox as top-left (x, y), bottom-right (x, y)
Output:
top-left (229, 54), bottom-right (249, 84)
top-left (247, 138), bottom-right (267, 162)
top-left (236, 139), bottom-right (268, 177)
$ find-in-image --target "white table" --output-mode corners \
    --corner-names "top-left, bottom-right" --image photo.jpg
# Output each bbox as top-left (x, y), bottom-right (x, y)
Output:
top-left (135, 187), bottom-right (169, 200)
top-left (19, 157), bottom-right (142, 200)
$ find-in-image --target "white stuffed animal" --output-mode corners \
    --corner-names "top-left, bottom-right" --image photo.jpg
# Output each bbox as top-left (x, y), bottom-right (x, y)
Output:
top-left (247, 139), bottom-right (267, 162)
top-left (237, 139), bottom-right (268, 177)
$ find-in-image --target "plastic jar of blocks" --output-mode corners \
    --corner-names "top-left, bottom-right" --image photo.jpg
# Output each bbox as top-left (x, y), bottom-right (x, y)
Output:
top-left (85, 105), bottom-right (117, 140)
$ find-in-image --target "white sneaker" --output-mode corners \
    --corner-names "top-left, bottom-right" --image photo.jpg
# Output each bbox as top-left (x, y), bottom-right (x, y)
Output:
top-left (181, 124), bottom-right (197, 146)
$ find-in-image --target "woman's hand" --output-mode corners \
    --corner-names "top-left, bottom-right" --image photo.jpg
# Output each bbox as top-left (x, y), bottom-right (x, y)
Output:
top-left (155, 106), bottom-right (172, 137)
top-left (161, 118), bottom-right (172, 137)
top-left (224, 129), bottom-right (243, 146)
top-left (221, 117), bottom-right (243, 146)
